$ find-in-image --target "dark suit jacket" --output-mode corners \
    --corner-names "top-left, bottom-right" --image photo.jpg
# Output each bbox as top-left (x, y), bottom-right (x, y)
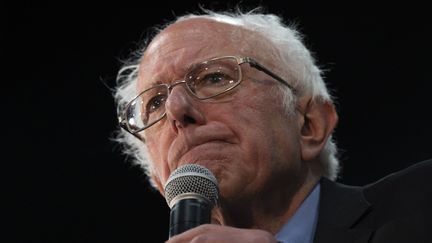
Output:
top-left (313, 159), bottom-right (432, 243)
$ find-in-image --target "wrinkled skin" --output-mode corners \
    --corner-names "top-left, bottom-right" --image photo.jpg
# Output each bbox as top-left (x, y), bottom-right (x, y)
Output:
top-left (136, 18), bottom-right (338, 242)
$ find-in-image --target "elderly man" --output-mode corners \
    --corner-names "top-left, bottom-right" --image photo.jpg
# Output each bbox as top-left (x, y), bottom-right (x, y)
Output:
top-left (114, 10), bottom-right (432, 243)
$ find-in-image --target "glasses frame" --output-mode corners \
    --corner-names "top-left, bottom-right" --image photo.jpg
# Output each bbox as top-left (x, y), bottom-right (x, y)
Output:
top-left (118, 55), bottom-right (296, 139)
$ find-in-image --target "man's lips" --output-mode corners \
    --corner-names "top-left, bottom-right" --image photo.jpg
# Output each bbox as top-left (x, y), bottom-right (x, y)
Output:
top-left (167, 128), bottom-right (236, 171)
top-left (171, 139), bottom-right (232, 165)
top-left (179, 140), bottom-right (229, 161)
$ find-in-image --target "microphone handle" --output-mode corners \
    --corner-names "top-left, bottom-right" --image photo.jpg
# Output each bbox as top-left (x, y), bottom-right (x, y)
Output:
top-left (169, 198), bottom-right (212, 238)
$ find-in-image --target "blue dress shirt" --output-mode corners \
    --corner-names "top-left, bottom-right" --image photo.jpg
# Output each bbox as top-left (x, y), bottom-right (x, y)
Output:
top-left (275, 183), bottom-right (320, 243)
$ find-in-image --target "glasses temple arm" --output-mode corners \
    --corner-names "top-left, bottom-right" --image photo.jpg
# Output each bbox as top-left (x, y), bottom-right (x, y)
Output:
top-left (244, 57), bottom-right (297, 94)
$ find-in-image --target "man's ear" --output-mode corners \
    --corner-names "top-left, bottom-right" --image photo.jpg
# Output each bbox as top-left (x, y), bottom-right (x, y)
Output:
top-left (297, 98), bottom-right (338, 162)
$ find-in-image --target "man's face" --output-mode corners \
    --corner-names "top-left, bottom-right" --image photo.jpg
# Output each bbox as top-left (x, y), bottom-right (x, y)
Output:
top-left (137, 19), bottom-right (304, 202)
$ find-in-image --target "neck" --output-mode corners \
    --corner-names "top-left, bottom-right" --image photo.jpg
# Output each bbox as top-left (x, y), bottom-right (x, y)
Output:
top-left (212, 168), bottom-right (320, 234)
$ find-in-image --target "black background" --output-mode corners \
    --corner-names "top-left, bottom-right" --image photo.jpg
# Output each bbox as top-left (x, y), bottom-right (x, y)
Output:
top-left (5, 2), bottom-right (432, 242)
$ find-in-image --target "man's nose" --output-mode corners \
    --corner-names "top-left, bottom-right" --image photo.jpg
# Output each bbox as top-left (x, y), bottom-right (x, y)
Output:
top-left (164, 85), bottom-right (206, 132)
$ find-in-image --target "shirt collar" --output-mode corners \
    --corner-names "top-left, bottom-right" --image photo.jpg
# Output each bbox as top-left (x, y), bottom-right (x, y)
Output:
top-left (275, 182), bottom-right (321, 243)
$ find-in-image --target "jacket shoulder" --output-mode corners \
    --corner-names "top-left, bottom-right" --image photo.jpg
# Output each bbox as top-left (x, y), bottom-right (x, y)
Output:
top-left (358, 159), bottom-right (432, 227)
top-left (364, 158), bottom-right (432, 201)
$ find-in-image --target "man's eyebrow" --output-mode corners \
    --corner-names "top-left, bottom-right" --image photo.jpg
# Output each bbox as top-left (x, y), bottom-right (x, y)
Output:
top-left (151, 80), bottom-right (164, 86)
top-left (138, 80), bottom-right (164, 93)
top-left (141, 60), bottom-right (202, 88)
top-left (184, 61), bottom-right (197, 73)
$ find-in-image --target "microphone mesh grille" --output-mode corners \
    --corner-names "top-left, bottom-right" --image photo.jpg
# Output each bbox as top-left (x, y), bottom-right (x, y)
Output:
top-left (164, 164), bottom-right (219, 208)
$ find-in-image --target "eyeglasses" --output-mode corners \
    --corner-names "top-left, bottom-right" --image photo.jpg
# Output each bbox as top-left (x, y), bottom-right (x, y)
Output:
top-left (118, 56), bottom-right (296, 137)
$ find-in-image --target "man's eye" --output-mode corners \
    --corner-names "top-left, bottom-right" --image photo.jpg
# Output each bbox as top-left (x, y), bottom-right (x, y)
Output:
top-left (201, 72), bottom-right (233, 86)
top-left (147, 94), bottom-right (167, 113)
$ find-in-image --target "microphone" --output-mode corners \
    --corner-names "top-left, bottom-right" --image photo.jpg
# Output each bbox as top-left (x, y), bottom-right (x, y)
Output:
top-left (164, 164), bottom-right (219, 238)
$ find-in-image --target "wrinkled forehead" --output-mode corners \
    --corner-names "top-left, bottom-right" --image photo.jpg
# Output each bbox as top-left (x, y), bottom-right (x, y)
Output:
top-left (146, 19), bottom-right (250, 55)
top-left (137, 18), bottom-right (275, 85)
top-left (141, 19), bottom-right (253, 68)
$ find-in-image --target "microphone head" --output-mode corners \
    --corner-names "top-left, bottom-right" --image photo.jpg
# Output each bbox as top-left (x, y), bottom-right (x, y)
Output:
top-left (164, 164), bottom-right (219, 209)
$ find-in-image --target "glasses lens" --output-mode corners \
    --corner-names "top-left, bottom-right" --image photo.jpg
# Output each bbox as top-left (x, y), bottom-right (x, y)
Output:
top-left (186, 57), bottom-right (241, 98)
top-left (126, 85), bottom-right (168, 132)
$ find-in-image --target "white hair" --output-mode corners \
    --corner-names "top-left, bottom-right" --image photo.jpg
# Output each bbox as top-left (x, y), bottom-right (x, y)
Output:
top-left (114, 9), bottom-right (340, 188)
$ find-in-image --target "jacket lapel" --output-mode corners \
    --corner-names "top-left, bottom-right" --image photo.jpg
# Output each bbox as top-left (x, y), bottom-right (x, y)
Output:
top-left (313, 178), bottom-right (373, 243)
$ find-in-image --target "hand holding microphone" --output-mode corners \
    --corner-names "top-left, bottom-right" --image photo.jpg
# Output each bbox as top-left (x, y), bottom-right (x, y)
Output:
top-left (163, 164), bottom-right (279, 243)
